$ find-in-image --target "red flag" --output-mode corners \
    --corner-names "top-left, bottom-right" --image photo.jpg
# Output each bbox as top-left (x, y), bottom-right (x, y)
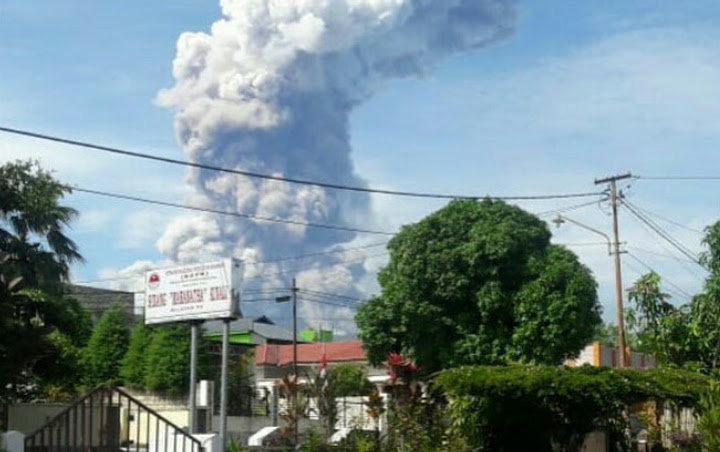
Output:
top-left (320, 353), bottom-right (328, 379)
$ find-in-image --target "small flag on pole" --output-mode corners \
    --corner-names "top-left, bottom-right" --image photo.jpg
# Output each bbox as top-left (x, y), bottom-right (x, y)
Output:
top-left (320, 352), bottom-right (328, 390)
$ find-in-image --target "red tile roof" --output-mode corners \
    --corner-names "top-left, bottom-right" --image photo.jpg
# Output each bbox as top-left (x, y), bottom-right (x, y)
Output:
top-left (256, 340), bottom-right (366, 366)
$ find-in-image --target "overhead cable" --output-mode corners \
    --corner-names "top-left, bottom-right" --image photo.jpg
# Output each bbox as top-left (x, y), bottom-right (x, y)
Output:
top-left (299, 288), bottom-right (363, 302)
top-left (638, 175), bottom-right (720, 181)
top-left (1, 125), bottom-right (604, 201)
top-left (625, 252), bottom-right (694, 299)
top-left (72, 242), bottom-right (388, 285)
top-left (623, 202), bottom-right (704, 235)
top-left (621, 199), bottom-right (703, 268)
top-left (70, 186), bottom-right (395, 236)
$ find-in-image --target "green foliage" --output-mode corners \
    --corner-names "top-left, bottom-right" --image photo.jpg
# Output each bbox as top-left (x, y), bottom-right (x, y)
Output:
top-left (356, 199), bottom-right (601, 372)
top-left (698, 380), bottom-right (720, 452)
top-left (594, 322), bottom-right (639, 349)
top-left (82, 304), bottom-right (130, 386)
top-left (0, 266), bottom-right (92, 400)
top-left (144, 324), bottom-right (192, 396)
top-left (225, 349), bottom-right (257, 416)
top-left (624, 220), bottom-right (720, 371)
top-left (0, 160), bottom-right (82, 291)
top-left (626, 272), bottom-right (695, 366)
top-left (121, 323), bottom-right (212, 396)
top-left (225, 436), bottom-right (250, 452)
top-left (594, 322), bottom-right (620, 347)
top-left (121, 323), bottom-right (153, 389)
top-left (435, 365), bottom-right (708, 452)
top-left (0, 161), bottom-right (89, 401)
top-left (331, 364), bottom-right (373, 397)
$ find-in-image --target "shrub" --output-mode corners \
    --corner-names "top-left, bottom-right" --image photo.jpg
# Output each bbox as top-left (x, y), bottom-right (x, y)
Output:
top-left (434, 365), bottom-right (708, 452)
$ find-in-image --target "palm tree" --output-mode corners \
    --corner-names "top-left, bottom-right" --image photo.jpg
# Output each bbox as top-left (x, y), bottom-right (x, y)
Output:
top-left (0, 160), bottom-right (83, 291)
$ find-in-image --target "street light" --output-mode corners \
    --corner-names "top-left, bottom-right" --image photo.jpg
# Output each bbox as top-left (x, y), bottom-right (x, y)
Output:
top-left (553, 214), bottom-right (628, 367)
top-left (553, 215), bottom-right (612, 255)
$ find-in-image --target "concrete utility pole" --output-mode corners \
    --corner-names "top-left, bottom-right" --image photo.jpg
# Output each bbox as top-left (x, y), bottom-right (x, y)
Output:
top-left (188, 321), bottom-right (200, 433)
top-left (595, 173), bottom-right (633, 368)
top-left (292, 277), bottom-right (299, 446)
top-left (276, 278), bottom-right (300, 445)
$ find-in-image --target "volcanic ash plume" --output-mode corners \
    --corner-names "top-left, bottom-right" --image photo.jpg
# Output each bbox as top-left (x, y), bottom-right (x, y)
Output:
top-left (155, 0), bottom-right (516, 306)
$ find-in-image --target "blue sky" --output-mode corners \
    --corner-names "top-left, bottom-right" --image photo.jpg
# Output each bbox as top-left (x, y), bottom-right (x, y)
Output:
top-left (1, 0), bottom-right (719, 330)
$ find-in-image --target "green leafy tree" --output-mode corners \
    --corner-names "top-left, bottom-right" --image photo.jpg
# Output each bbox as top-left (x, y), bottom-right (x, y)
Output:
top-left (82, 304), bottom-right (130, 386)
top-left (625, 221), bottom-right (720, 370)
top-left (691, 220), bottom-right (720, 368)
top-left (144, 324), bottom-right (192, 395)
top-left (356, 199), bottom-right (601, 372)
top-left (594, 322), bottom-right (641, 352)
top-left (331, 363), bottom-right (373, 397)
top-left (0, 161), bottom-right (82, 292)
top-left (32, 296), bottom-right (92, 398)
top-left (626, 272), bottom-right (695, 365)
top-left (121, 323), bottom-right (154, 389)
top-left (0, 162), bottom-right (89, 401)
top-left (699, 380), bottom-right (720, 452)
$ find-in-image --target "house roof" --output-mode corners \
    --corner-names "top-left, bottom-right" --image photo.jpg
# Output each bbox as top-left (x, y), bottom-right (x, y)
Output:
top-left (256, 340), bottom-right (366, 366)
top-left (66, 284), bottom-right (135, 323)
top-left (204, 316), bottom-right (298, 343)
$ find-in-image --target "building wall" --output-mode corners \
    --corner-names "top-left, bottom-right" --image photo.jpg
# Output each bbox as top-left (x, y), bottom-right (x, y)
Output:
top-left (566, 342), bottom-right (656, 369)
top-left (8, 404), bottom-right (69, 434)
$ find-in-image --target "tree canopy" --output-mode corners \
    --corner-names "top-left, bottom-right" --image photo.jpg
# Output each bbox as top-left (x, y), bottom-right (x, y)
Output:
top-left (0, 161), bottom-right (90, 401)
top-left (624, 219), bottom-right (720, 370)
top-left (82, 304), bottom-right (130, 386)
top-left (356, 199), bottom-right (601, 372)
top-left (121, 322), bottom-right (154, 389)
top-left (0, 161), bottom-right (82, 292)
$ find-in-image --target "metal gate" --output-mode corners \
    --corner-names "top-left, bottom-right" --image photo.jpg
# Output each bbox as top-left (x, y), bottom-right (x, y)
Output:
top-left (24, 386), bottom-right (203, 452)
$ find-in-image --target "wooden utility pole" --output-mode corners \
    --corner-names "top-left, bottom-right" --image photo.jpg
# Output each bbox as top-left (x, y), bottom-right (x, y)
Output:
top-left (595, 173), bottom-right (632, 367)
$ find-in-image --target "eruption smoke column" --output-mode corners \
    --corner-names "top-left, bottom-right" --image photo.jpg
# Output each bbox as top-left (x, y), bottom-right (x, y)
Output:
top-left (156, 0), bottom-right (516, 320)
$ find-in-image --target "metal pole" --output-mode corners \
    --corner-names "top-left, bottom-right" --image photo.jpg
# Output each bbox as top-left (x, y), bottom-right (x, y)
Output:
top-left (220, 319), bottom-right (230, 448)
top-left (292, 277), bottom-right (299, 446)
top-left (188, 322), bottom-right (198, 433)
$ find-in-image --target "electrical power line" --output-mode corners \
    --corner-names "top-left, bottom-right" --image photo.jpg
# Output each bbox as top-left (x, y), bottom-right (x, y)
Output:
top-left (71, 186), bottom-right (395, 236)
top-left (298, 297), bottom-right (359, 309)
top-left (77, 251), bottom-right (389, 289)
top-left (558, 241), bottom-right (616, 247)
top-left (72, 242), bottom-right (389, 285)
top-left (625, 252), bottom-right (694, 299)
top-left (638, 175), bottom-right (720, 181)
top-left (628, 246), bottom-right (700, 266)
top-left (621, 199), bottom-right (703, 268)
top-left (623, 260), bottom-right (688, 301)
top-left (1, 125), bottom-right (605, 201)
top-left (535, 198), bottom-right (608, 218)
top-left (625, 202), bottom-right (704, 235)
top-left (234, 252), bottom-right (390, 283)
top-left (252, 242), bottom-right (388, 265)
top-left (621, 203), bottom-right (704, 282)
top-left (299, 289), bottom-right (363, 302)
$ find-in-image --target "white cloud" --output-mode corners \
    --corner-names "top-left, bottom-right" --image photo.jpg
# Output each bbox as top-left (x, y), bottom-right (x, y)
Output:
top-left (118, 208), bottom-right (179, 250)
top-left (74, 209), bottom-right (114, 233)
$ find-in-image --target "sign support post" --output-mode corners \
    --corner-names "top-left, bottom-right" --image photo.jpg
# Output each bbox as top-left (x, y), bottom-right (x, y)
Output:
top-left (220, 318), bottom-right (230, 449)
top-left (188, 321), bottom-right (199, 433)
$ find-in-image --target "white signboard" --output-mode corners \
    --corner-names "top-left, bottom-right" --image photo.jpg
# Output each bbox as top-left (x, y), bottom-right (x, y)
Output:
top-left (144, 259), bottom-right (242, 325)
